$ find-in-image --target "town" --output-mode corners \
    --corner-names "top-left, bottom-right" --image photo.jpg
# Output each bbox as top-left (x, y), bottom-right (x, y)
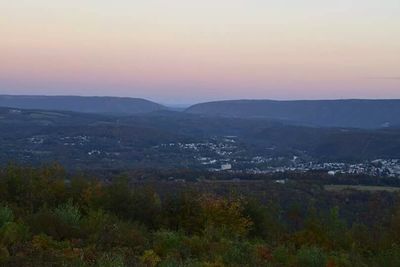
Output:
top-left (158, 139), bottom-right (400, 178)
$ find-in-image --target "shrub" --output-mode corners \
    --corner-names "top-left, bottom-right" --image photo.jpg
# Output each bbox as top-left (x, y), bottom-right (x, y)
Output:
top-left (153, 230), bottom-right (185, 259)
top-left (140, 249), bottom-right (161, 267)
top-left (0, 222), bottom-right (30, 246)
top-left (273, 245), bottom-right (293, 266)
top-left (54, 199), bottom-right (82, 228)
top-left (222, 240), bottom-right (255, 266)
top-left (296, 246), bottom-right (327, 267)
top-left (200, 196), bottom-right (253, 238)
top-left (97, 253), bottom-right (126, 267)
top-left (372, 244), bottom-right (400, 267)
top-left (0, 205), bottom-right (13, 228)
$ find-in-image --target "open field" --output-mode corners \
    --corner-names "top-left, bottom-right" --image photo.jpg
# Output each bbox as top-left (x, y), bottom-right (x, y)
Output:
top-left (324, 184), bottom-right (400, 192)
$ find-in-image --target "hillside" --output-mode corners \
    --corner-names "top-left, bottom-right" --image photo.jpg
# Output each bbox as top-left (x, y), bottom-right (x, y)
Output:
top-left (1, 107), bottom-right (400, 169)
top-left (2, 164), bottom-right (400, 266)
top-left (0, 95), bottom-right (166, 115)
top-left (186, 99), bottom-right (400, 128)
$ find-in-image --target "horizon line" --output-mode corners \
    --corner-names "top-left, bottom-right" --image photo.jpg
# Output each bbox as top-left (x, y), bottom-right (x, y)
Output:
top-left (1, 93), bottom-right (400, 106)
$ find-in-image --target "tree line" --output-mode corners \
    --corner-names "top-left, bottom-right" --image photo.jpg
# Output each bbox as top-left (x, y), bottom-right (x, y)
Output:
top-left (0, 164), bottom-right (399, 266)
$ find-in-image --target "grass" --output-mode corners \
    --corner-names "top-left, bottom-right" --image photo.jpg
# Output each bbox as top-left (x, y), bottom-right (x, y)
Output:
top-left (324, 185), bottom-right (400, 192)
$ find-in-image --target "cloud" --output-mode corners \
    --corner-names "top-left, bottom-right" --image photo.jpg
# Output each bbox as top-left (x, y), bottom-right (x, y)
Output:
top-left (370, 77), bottom-right (400, 80)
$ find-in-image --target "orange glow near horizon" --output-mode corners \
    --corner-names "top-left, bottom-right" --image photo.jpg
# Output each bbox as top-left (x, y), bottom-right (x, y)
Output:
top-left (0, 1), bottom-right (399, 103)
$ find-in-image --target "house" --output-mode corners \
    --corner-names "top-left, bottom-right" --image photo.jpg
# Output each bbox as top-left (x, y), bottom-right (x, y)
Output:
top-left (221, 163), bottom-right (232, 171)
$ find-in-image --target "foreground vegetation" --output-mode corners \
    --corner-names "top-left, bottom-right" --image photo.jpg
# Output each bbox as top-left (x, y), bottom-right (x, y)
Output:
top-left (0, 165), bottom-right (400, 266)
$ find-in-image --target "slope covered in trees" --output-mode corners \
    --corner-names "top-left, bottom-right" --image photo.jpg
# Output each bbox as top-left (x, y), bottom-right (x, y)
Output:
top-left (0, 95), bottom-right (166, 115)
top-left (2, 107), bottom-right (400, 170)
top-left (186, 99), bottom-right (400, 128)
top-left (0, 164), bottom-right (399, 266)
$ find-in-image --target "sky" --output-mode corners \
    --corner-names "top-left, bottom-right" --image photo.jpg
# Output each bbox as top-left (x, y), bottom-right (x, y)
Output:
top-left (0, 0), bottom-right (399, 104)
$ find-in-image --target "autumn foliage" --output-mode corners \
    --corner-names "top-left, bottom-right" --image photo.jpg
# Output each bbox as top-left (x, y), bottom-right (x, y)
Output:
top-left (0, 164), bottom-right (399, 266)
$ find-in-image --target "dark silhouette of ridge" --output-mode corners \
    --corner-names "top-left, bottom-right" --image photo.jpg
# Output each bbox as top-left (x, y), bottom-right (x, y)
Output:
top-left (186, 99), bottom-right (400, 128)
top-left (0, 95), bottom-right (166, 115)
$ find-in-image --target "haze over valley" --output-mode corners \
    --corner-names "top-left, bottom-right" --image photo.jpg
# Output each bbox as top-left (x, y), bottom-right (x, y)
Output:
top-left (1, 95), bottom-right (400, 177)
top-left (1, 1), bottom-right (400, 266)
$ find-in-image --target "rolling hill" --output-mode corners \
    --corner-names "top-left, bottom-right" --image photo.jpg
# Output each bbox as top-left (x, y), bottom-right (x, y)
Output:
top-left (0, 95), bottom-right (166, 115)
top-left (2, 106), bottom-right (400, 169)
top-left (186, 99), bottom-right (400, 128)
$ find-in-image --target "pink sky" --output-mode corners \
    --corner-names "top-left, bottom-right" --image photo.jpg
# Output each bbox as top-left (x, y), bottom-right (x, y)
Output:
top-left (0, 1), bottom-right (399, 104)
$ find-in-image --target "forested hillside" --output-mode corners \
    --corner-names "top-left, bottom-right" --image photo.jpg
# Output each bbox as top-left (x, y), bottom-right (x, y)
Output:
top-left (2, 107), bottom-right (400, 170)
top-left (187, 99), bottom-right (400, 128)
top-left (0, 165), bottom-right (400, 266)
top-left (0, 95), bottom-right (166, 115)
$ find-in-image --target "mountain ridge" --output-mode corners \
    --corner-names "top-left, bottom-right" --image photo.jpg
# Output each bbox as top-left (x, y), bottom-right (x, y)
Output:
top-left (0, 95), bottom-right (166, 115)
top-left (186, 99), bottom-right (400, 128)
top-left (2, 96), bottom-right (400, 128)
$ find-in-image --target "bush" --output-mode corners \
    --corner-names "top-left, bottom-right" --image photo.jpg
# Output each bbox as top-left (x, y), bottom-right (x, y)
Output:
top-left (81, 209), bottom-right (113, 241)
top-left (153, 230), bottom-right (185, 259)
top-left (97, 253), bottom-right (126, 267)
top-left (296, 246), bottom-right (327, 267)
top-left (0, 205), bottom-right (13, 228)
top-left (140, 249), bottom-right (161, 267)
top-left (0, 222), bottom-right (30, 246)
top-left (92, 220), bottom-right (148, 253)
top-left (200, 196), bottom-right (253, 238)
top-left (222, 240), bottom-right (255, 266)
top-left (372, 244), bottom-right (400, 267)
top-left (54, 199), bottom-right (82, 228)
top-left (272, 245), bottom-right (293, 266)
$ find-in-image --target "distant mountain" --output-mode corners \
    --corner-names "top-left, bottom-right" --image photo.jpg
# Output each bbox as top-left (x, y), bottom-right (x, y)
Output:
top-left (0, 95), bottom-right (166, 115)
top-left (2, 106), bottom-right (400, 168)
top-left (186, 99), bottom-right (400, 128)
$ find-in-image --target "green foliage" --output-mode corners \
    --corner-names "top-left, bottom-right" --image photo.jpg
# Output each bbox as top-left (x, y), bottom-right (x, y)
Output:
top-left (140, 249), bottom-right (161, 267)
top-left (54, 199), bottom-right (82, 228)
top-left (201, 195), bottom-right (253, 238)
top-left (244, 199), bottom-right (284, 242)
top-left (97, 253), bottom-right (126, 267)
top-left (221, 240), bottom-right (256, 266)
top-left (296, 246), bottom-right (327, 267)
top-left (0, 164), bottom-right (399, 266)
top-left (153, 230), bottom-right (186, 258)
top-left (0, 222), bottom-right (30, 246)
top-left (325, 206), bottom-right (349, 250)
top-left (272, 245), bottom-right (293, 266)
top-left (0, 205), bottom-right (14, 228)
top-left (371, 244), bottom-right (400, 267)
top-left (162, 191), bottom-right (204, 234)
